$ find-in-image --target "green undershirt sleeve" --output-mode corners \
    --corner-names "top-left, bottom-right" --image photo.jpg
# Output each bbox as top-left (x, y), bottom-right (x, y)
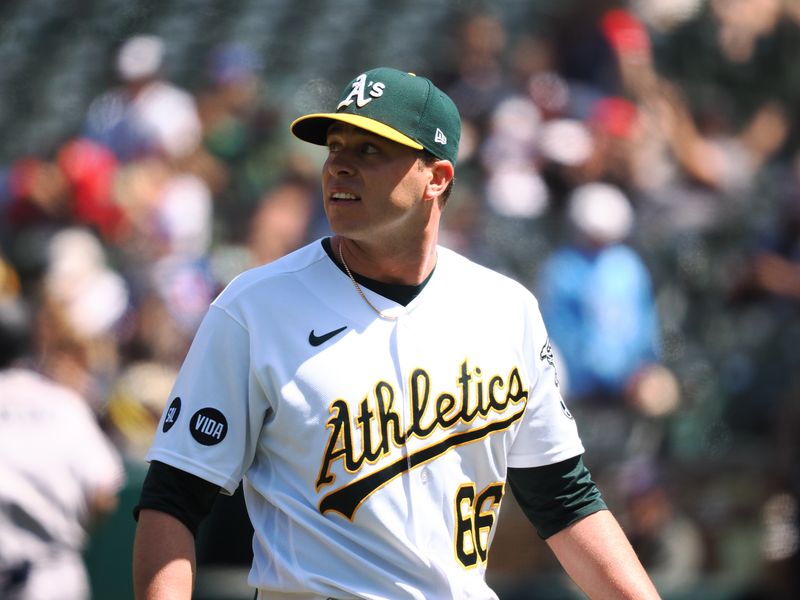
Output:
top-left (507, 454), bottom-right (607, 540)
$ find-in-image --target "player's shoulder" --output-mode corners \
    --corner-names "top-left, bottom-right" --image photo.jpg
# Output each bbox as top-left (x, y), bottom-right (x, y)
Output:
top-left (437, 246), bottom-right (538, 303)
top-left (438, 246), bottom-right (531, 295)
top-left (212, 240), bottom-right (327, 309)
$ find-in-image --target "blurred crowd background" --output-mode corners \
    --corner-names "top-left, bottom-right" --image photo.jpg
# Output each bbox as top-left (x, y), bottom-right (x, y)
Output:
top-left (1, 0), bottom-right (800, 598)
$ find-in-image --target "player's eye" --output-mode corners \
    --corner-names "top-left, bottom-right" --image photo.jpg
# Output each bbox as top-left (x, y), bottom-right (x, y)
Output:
top-left (327, 140), bottom-right (342, 152)
top-left (361, 143), bottom-right (379, 155)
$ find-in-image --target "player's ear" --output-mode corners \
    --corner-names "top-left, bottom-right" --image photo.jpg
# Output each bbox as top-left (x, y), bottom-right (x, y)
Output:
top-left (424, 159), bottom-right (454, 203)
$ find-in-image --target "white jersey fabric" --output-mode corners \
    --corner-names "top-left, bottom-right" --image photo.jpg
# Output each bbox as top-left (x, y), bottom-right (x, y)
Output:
top-left (0, 368), bottom-right (125, 600)
top-left (147, 240), bottom-right (583, 600)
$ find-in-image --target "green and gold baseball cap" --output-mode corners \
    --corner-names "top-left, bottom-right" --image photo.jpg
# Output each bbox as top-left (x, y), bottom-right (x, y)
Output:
top-left (291, 67), bottom-right (461, 165)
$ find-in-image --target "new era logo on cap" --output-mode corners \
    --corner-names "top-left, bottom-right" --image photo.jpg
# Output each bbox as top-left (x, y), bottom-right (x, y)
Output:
top-left (290, 67), bottom-right (461, 165)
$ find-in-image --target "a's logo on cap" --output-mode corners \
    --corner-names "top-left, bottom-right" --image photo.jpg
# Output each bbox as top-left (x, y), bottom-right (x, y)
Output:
top-left (190, 407), bottom-right (228, 445)
top-left (434, 128), bottom-right (447, 145)
top-left (337, 73), bottom-right (385, 110)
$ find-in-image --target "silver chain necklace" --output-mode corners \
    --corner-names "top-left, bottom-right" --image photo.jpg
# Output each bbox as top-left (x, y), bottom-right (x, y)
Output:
top-left (338, 241), bottom-right (400, 321)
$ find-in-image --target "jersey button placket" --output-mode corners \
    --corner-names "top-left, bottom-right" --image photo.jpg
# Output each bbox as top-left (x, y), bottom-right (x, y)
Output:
top-left (392, 315), bottom-right (412, 468)
top-left (395, 315), bottom-right (430, 549)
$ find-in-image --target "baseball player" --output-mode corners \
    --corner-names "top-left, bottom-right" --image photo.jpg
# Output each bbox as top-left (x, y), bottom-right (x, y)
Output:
top-left (133, 67), bottom-right (659, 600)
top-left (0, 298), bottom-right (125, 599)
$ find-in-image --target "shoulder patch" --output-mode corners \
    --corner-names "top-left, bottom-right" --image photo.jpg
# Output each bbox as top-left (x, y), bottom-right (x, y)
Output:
top-left (163, 397), bottom-right (182, 433)
top-left (539, 337), bottom-right (559, 387)
top-left (560, 399), bottom-right (574, 420)
top-left (190, 407), bottom-right (228, 445)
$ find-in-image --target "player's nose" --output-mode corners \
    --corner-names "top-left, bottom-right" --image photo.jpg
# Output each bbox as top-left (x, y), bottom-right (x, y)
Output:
top-left (325, 152), bottom-right (356, 178)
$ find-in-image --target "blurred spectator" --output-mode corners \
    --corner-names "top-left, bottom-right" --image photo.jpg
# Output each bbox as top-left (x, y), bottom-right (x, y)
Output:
top-left (535, 182), bottom-right (672, 410)
top-left (445, 11), bottom-right (512, 129)
top-left (112, 154), bottom-right (213, 262)
top-left (199, 42), bottom-right (265, 158)
top-left (84, 34), bottom-right (203, 162)
top-left (725, 157), bottom-right (800, 433)
top-left (615, 459), bottom-right (706, 596)
top-left (120, 284), bottom-right (199, 370)
top-left (0, 254), bottom-right (21, 301)
top-left (104, 360), bottom-right (178, 462)
top-left (732, 160), bottom-right (800, 303)
top-left (507, 33), bottom-right (559, 97)
top-left (485, 167), bottom-right (549, 221)
top-left (586, 96), bottom-right (640, 190)
top-left (479, 96), bottom-right (550, 220)
top-left (195, 42), bottom-right (285, 240)
top-left (527, 69), bottom-right (572, 123)
top-left (632, 0), bottom-right (704, 34)
top-left (764, 362), bottom-right (800, 599)
top-left (611, 2), bottom-right (796, 195)
top-left (35, 228), bottom-right (129, 410)
top-left (6, 156), bottom-right (71, 230)
top-left (760, 490), bottom-right (800, 600)
top-left (654, 0), bottom-right (800, 139)
top-left (56, 138), bottom-right (126, 241)
top-left (3, 137), bottom-right (127, 292)
top-left (555, 3), bottom-right (623, 101)
top-left (535, 118), bottom-right (596, 211)
top-left (0, 295), bottom-right (125, 600)
top-left (480, 95), bottom-right (542, 172)
top-left (111, 150), bottom-right (218, 346)
top-left (247, 177), bottom-right (317, 267)
top-left (43, 229), bottom-right (128, 339)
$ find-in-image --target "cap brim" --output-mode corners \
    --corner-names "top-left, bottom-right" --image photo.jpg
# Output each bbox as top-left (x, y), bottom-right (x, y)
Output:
top-left (290, 113), bottom-right (424, 151)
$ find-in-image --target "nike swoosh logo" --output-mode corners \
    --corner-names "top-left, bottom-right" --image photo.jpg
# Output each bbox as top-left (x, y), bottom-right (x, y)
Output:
top-left (308, 326), bottom-right (347, 347)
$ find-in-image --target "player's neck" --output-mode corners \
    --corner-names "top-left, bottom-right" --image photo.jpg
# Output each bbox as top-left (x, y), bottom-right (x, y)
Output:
top-left (334, 234), bottom-right (438, 286)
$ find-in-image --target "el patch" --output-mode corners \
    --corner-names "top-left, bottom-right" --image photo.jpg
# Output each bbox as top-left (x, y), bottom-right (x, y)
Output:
top-left (162, 397), bottom-right (182, 433)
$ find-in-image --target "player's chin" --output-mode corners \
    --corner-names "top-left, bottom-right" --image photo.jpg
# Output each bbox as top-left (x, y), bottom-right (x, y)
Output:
top-left (325, 205), bottom-right (363, 228)
top-left (325, 214), bottom-right (362, 238)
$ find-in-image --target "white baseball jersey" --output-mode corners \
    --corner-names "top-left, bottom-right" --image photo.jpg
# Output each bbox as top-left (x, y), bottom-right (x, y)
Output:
top-left (0, 368), bottom-right (125, 600)
top-left (146, 239), bottom-right (583, 600)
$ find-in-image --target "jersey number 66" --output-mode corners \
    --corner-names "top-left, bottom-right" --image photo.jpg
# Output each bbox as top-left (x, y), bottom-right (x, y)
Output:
top-left (454, 482), bottom-right (504, 568)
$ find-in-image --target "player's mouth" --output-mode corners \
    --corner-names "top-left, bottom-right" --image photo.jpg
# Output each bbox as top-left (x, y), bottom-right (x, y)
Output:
top-left (329, 191), bottom-right (361, 203)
